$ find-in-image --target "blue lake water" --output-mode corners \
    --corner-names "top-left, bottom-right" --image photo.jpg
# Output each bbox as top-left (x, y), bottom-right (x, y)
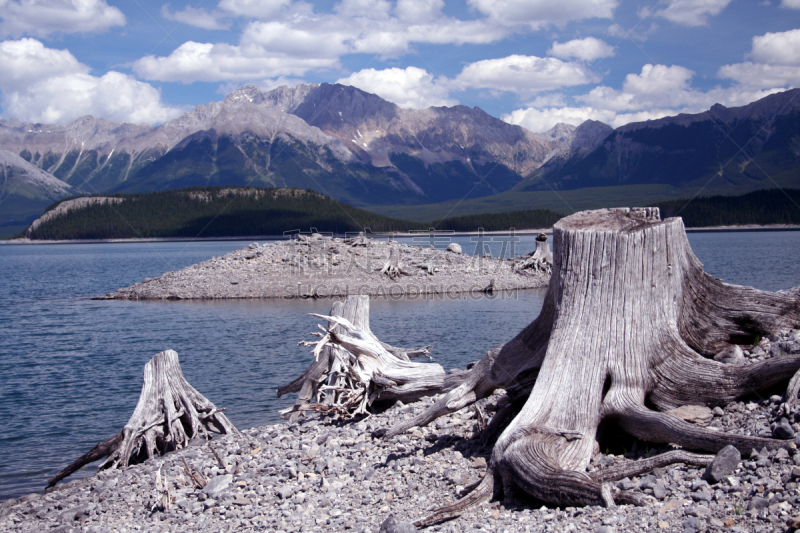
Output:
top-left (1, 230), bottom-right (799, 500)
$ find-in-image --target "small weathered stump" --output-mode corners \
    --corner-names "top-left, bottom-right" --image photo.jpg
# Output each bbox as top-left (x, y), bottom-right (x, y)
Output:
top-left (279, 295), bottom-right (444, 418)
top-left (387, 208), bottom-right (800, 526)
top-left (379, 246), bottom-right (409, 279)
top-left (516, 232), bottom-right (552, 273)
top-left (48, 350), bottom-right (237, 488)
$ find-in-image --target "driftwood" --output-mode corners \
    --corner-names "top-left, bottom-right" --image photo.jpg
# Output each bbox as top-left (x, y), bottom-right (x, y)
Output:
top-left (278, 295), bottom-right (444, 419)
top-left (48, 350), bottom-right (237, 488)
top-left (382, 208), bottom-right (800, 526)
top-left (516, 232), bottom-right (552, 273)
top-left (346, 231), bottom-right (370, 247)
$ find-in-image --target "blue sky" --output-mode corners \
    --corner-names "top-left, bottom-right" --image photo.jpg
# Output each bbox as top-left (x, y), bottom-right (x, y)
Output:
top-left (1, 0), bottom-right (799, 132)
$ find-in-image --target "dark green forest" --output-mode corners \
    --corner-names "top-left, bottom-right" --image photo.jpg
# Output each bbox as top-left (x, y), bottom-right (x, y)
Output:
top-left (23, 187), bottom-right (424, 240)
top-left (19, 186), bottom-right (800, 240)
top-left (652, 189), bottom-right (800, 227)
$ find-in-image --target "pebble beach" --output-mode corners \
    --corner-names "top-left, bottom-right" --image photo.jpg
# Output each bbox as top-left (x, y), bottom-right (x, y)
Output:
top-left (3, 330), bottom-right (800, 533)
top-left (99, 236), bottom-right (549, 301)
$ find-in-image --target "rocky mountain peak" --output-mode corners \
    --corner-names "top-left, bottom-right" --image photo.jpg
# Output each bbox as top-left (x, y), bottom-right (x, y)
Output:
top-left (291, 83), bottom-right (400, 129)
top-left (225, 85), bottom-right (264, 104)
top-left (542, 123), bottom-right (577, 143)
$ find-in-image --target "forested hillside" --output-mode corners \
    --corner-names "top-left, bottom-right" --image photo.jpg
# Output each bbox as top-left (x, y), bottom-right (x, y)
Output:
top-left (653, 189), bottom-right (800, 227)
top-left (24, 187), bottom-right (423, 240)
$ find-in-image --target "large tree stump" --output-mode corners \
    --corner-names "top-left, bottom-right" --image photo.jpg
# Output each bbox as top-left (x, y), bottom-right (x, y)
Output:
top-left (48, 350), bottom-right (237, 488)
top-left (389, 208), bottom-right (800, 526)
top-left (279, 295), bottom-right (444, 418)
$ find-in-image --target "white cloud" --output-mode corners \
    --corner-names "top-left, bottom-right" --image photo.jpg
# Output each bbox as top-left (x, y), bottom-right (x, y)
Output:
top-left (750, 28), bottom-right (800, 65)
top-left (337, 67), bottom-right (457, 109)
top-left (503, 106), bottom-right (616, 132)
top-left (653, 0), bottom-right (732, 27)
top-left (217, 0), bottom-right (291, 18)
top-left (394, 0), bottom-right (445, 22)
top-left (547, 37), bottom-right (614, 61)
top-left (622, 63), bottom-right (693, 94)
top-left (161, 5), bottom-right (230, 31)
top-left (468, 0), bottom-right (618, 28)
top-left (0, 0), bottom-right (125, 37)
top-left (452, 55), bottom-right (597, 96)
top-left (0, 39), bottom-right (183, 125)
top-left (718, 62), bottom-right (800, 89)
top-left (134, 39), bottom-right (342, 83)
top-left (135, 6), bottom-right (510, 84)
top-left (335, 0), bottom-right (392, 19)
top-left (0, 38), bottom-right (84, 92)
top-left (781, 0), bottom-right (800, 8)
top-left (718, 28), bottom-right (800, 89)
top-left (505, 61), bottom-right (785, 133)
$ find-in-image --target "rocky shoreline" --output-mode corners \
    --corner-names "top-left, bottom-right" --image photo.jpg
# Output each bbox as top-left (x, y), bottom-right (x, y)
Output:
top-left (3, 330), bottom-right (800, 533)
top-left (100, 236), bottom-right (549, 300)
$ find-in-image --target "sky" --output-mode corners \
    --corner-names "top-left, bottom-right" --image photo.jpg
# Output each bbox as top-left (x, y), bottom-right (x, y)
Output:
top-left (0, 0), bottom-right (799, 133)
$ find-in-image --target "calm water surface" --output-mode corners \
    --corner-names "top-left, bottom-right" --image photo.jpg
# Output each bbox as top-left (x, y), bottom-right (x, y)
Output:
top-left (1, 231), bottom-right (798, 499)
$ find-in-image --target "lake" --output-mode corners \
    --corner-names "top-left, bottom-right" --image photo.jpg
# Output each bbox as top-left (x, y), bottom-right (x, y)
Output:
top-left (1, 230), bottom-right (799, 500)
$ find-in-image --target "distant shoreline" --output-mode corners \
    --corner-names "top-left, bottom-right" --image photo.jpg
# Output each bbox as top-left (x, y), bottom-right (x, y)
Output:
top-left (3, 224), bottom-right (800, 245)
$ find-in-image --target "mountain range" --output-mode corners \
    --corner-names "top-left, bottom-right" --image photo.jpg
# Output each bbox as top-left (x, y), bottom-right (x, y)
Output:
top-left (1, 84), bottom-right (799, 236)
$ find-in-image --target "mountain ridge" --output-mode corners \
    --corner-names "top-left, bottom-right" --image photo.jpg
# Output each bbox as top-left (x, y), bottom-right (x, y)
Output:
top-left (2, 85), bottom-right (800, 239)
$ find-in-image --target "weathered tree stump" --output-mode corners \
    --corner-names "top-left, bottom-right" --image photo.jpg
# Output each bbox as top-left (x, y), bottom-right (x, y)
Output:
top-left (48, 350), bottom-right (237, 488)
top-left (279, 295), bottom-right (444, 418)
top-left (516, 232), bottom-right (553, 273)
top-left (389, 208), bottom-right (800, 526)
top-left (379, 246), bottom-right (409, 279)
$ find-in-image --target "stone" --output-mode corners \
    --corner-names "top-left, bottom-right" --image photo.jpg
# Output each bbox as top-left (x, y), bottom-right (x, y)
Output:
top-left (683, 517), bottom-right (701, 533)
top-left (595, 527), bottom-right (615, 533)
top-left (659, 499), bottom-right (685, 514)
top-left (652, 483), bottom-right (667, 500)
top-left (471, 457), bottom-right (487, 469)
top-left (446, 243), bottom-right (462, 254)
top-left (232, 497), bottom-right (250, 506)
top-left (748, 497), bottom-right (769, 511)
top-left (703, 445), bottom-right (741, 483)
top-left (379, 513), bottom-right (416, 533)
top-left (202, 474), bottom-right (232, 496)
top-left (774, 418), bottom-right (795, 439)
top-left (277, 485), bottom-right (294, 499)
top-left (787, 516), bottom-right (800, 530)
top-left (714, 345), bottom-right (745, 364)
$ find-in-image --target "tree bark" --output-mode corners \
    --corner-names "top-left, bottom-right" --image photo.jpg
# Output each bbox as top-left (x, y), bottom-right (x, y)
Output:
top-left (280, 295), bottom-right (444, 418)
top-left (389, 208), bottom-right (800, 526)
top-left (48, 350), bottom-right (237, 488)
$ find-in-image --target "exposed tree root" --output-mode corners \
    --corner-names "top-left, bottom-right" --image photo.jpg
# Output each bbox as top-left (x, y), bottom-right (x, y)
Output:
top-left (378, 246), bottom-right (410, 279)
top-left (384, 207), bottom-right (800, 526)
top-left (280, 295), bottom-right (444, 419)
top-left (48, 350), bottom-right (237, 488)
